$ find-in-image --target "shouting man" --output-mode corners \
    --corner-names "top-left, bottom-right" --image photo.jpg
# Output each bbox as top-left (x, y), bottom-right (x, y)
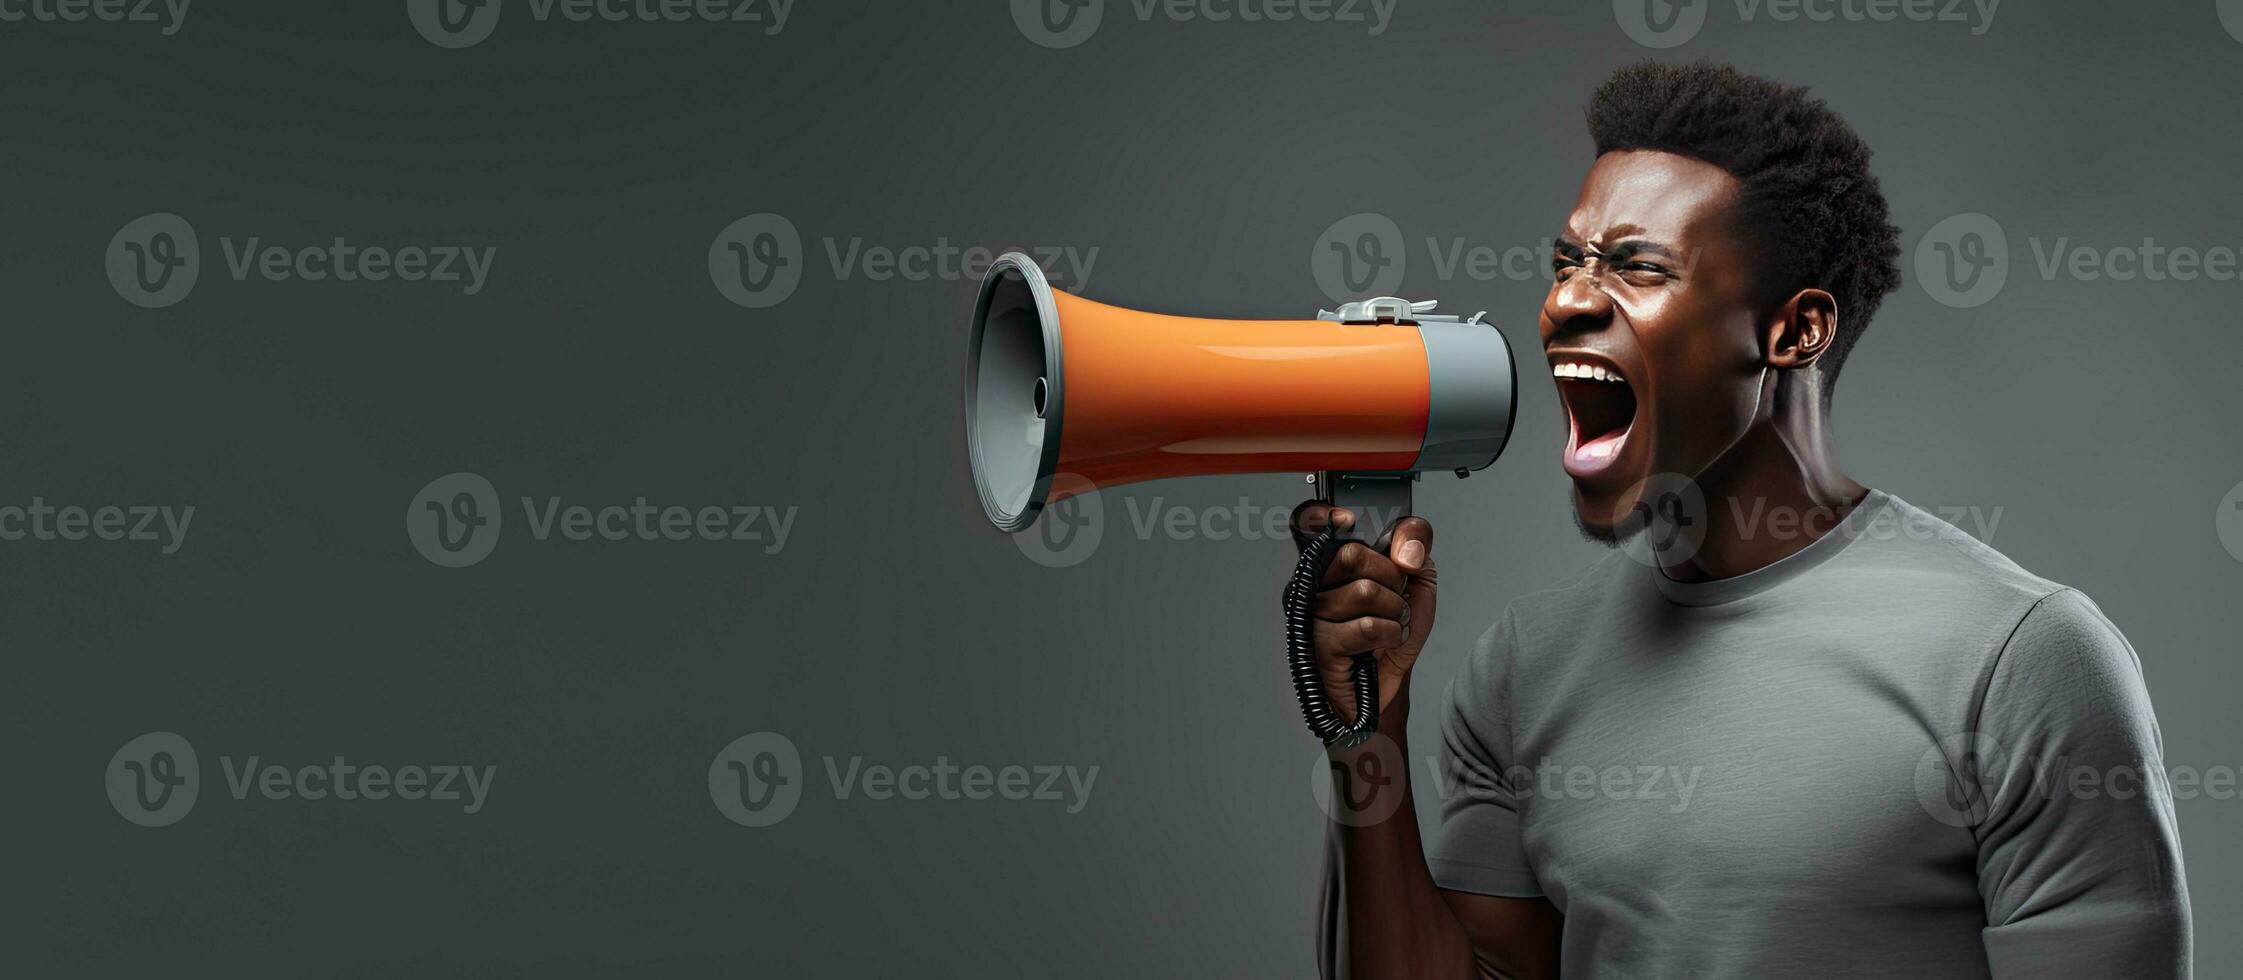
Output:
top-left (1303, 62), bottom-right (2190, 978)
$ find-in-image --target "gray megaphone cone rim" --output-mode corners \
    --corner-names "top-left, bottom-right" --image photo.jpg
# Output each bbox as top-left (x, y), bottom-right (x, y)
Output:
top-left (965, 251), bottom-right (1066, 532)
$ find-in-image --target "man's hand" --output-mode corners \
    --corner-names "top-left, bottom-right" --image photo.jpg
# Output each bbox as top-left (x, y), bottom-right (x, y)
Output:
top-left (1290, 501), bottom-right (1438, 726)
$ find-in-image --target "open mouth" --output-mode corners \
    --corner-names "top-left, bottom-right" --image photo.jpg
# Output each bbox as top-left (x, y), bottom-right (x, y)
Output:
top-left (1550, 354), bottom-right (1638, 479)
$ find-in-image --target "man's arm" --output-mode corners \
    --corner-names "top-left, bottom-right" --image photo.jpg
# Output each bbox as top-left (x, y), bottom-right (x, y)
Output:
top-left (1973, 589), bottom-right (2191, 975)
top-left (1319, 690), bottom-right (1563, 980)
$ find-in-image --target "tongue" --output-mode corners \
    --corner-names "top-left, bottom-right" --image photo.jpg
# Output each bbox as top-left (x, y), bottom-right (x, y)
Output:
top-left (1573, 426), bottom-right (1626, 462)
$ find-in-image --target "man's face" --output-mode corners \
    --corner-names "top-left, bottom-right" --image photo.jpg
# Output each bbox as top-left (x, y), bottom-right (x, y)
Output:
top-left (1540, 150), bottom-right (1770, 541)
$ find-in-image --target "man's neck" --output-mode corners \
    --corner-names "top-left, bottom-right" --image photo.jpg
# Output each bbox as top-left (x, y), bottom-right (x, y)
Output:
top-left (1660, 393), bottom-right (1867, 583)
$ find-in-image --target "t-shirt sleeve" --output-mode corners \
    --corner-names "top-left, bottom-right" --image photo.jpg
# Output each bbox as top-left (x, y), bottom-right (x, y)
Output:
top-left (1426, 607), bottom-right (1544, 898)
top-left (1974, 589), bottom-right (2192, 977)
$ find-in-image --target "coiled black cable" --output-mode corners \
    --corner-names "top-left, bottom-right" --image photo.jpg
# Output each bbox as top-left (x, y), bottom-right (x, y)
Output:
top-left (1284, 527), bottom-right (1381, 746)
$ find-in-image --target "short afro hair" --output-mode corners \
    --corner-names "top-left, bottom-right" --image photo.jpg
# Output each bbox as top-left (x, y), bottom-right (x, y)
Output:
top-left (1587, 61), bottom-right (1902, 388)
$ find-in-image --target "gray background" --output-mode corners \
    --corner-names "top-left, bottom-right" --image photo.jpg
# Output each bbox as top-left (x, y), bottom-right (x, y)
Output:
top-left (9, 0), bottom-right (2241, 975)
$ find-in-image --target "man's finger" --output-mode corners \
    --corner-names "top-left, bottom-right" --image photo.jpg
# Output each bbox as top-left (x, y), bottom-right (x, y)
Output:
top-left (1321, 541), bottom-right (1407, 594)
top-left (1290, 500), bottom-right (1355, 549)
top-left (1388, 516), bottom-right (1435, 574)
top-left (1313, 577), bottom-right (1407, 622)
top-left (1316, 616), bottom-right (1406, 658)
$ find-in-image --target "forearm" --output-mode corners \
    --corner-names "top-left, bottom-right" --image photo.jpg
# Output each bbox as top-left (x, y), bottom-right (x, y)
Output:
top-left (1328, 691), bottom-right (1480, 979)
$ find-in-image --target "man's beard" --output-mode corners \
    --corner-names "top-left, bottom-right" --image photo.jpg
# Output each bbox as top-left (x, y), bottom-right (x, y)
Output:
top-left (1575, 510), bottom-right (1630, 547)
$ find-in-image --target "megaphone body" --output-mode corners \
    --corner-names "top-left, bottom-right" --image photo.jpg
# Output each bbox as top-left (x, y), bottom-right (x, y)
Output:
top-left (965, 251), bottom-right (1517, 545)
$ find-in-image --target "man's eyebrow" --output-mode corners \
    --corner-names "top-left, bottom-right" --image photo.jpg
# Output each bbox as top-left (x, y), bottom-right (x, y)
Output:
top-left (1553, 235), bottom-right (1684, 263)
top-left (1599, 239), bottom-right (1681, 262)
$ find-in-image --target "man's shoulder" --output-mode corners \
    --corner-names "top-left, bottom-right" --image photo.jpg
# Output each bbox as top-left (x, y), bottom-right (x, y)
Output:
top-left (1836, 491), bottom-right (2074, 617)
top-left (1484, 550), bottom-right (1628, 636)
top-left (1458, 550), bottom-right (1629, 679)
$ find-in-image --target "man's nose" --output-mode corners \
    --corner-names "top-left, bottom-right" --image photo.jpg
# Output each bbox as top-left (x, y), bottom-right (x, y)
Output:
top-left (1544, 269), bottom-right (1614, 332)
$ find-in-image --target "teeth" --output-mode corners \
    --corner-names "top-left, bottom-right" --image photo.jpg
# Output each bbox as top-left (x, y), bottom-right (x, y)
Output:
top-left (1551, 360), bottom-right (1623, 383)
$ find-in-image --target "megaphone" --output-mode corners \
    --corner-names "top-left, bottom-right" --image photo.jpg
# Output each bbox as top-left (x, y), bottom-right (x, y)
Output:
top-left (964, 251), bottom-right (1518, 546)
top-left (964, 252), bottom-right (1520, 745)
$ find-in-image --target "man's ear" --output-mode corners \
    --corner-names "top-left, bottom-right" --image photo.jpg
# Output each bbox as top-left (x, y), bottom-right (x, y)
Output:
top-left (1764, 288), bottom-right (1838, 370)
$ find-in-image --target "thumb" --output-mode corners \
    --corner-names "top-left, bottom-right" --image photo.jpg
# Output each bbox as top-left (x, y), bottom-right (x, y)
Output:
top-left (1388, 517), bottom-right (1437, 642)
top-left (1388, 516), bottom-right (1433, 574)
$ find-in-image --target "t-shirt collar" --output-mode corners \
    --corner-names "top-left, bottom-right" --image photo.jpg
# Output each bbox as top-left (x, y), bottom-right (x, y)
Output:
top-left (1650, 489), bottom-right (1892, 607)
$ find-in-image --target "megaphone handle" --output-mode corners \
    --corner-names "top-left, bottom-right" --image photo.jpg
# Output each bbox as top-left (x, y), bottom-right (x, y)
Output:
top-left (1283, 472), bottom-right (1415, 746)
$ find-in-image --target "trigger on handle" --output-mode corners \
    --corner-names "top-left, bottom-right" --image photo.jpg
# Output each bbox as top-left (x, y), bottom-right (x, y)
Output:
top-left (1314, 471), bottom-right (1416, 551)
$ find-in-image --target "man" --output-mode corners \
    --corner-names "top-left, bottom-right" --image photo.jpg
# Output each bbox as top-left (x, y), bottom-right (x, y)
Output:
top-left (1301, 62), bottom-right (2191, 978)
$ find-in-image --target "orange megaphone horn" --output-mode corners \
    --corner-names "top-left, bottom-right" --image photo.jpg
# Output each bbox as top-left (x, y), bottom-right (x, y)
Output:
top-left (964, 251), bottom-right (1517, 543)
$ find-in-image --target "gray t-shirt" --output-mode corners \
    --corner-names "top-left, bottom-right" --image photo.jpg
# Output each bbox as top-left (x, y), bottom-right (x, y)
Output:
top-left (1427, 491), bottom-right (2191, 977)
